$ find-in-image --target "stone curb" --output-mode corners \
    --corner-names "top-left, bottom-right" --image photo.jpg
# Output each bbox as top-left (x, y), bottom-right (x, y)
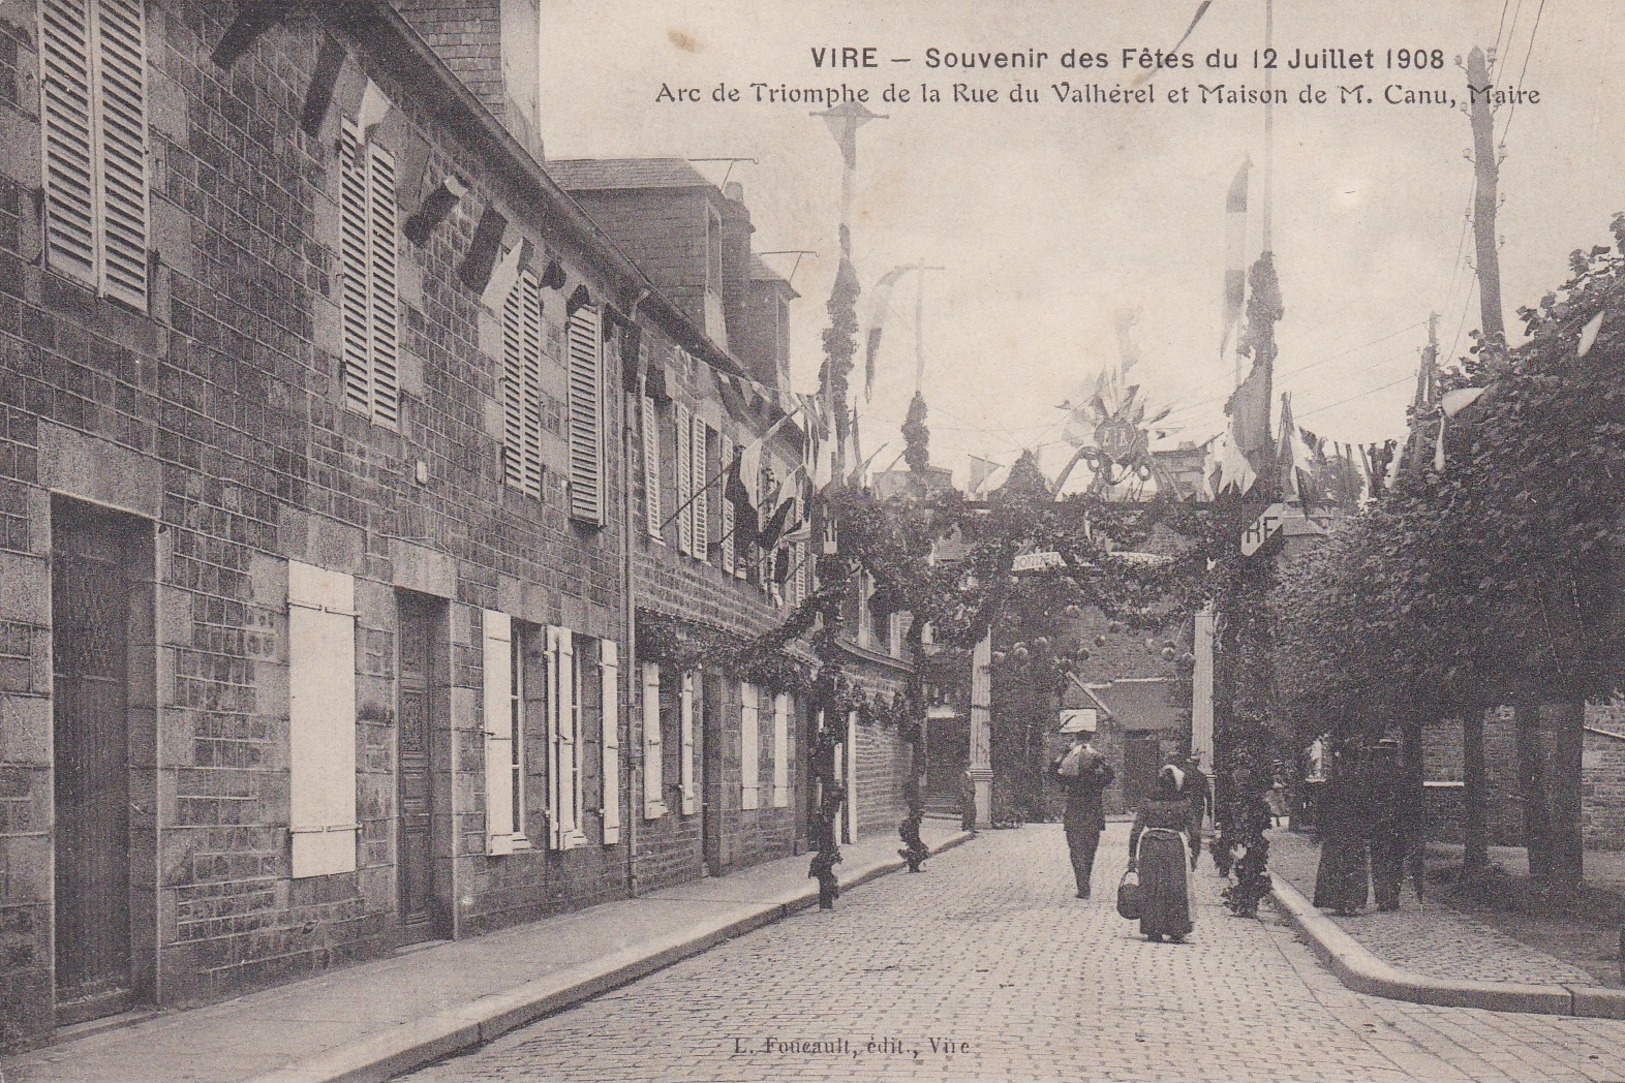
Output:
top-left (1270, 875), bottom-right (1625, 1020)
top-left (248, 832), bottom-right (975, 1083)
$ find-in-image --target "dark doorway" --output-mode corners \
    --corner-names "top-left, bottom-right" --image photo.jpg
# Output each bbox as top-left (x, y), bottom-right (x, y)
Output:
top-left (52, 499), bottom-right (151, 1025)
top-left (395, 592), bottom-right (445, 944)
top-left (1123, 735), bottom-right (1162, 807)
top-left (701, 673), bottom-right (725, 876)
top-left (923, 714), bottom-right (968, 817)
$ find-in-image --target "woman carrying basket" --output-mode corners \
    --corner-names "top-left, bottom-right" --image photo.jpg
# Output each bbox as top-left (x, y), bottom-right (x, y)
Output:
top-left (1126, 764), bottom-right (1200, 942)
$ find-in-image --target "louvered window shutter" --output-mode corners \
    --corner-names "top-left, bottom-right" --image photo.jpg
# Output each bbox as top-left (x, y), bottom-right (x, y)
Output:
top-left (287, 562), bottom-right (358, 878)
top-left (641, 396), bottom-right (662, 539)
top-left (642, 662), bottom-right (665, 818)
top-left (482, 610), bottom-right (515, 856)
top-left (548, 626), bottom-right (583, 849)
top-left (503, 269), bottom-right (544, 498)
top-left (338, 119), bottom-right (400, 428)
top-left (566, 306), bottom-right (605, 524)
top-left (674, 403), bottom-right (693, 556)
top-left (740, 681), bottom-right (759, 810)
top-left (679, 670), bottom-right (697, 815)
top-left (718, 433), bottom-right (735, 574)
top-left (772, 692), bottom-right (790, 807)
top-left (690, 417), bottom-right (709, 563)
top-left (600, 639), bottom-right (621, 844)
top-left (40, 0), bottom-right (149, 308)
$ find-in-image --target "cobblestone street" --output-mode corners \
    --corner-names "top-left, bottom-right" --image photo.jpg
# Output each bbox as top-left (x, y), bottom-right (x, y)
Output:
top-left (399, 826), bottom-right (1625, 1083)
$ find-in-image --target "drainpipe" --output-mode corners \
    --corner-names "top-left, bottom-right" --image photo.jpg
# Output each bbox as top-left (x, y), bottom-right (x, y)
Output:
top-left (622, 289), bottom-right (650, 897)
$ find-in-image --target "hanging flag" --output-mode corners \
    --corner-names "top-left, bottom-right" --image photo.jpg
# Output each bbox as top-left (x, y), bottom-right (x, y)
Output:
top-left (757, 496), bottom-right (795, 553)
top-left (1440, 385), bottom-right (1488, 417)
top-left (480, 237), bottom-right (529, 310)
top-left (1578, 311), bottom-right (1605, 357)
top-left (725, 448), bottom-right (760, 547)
top-left (967, 455), bottom-right (998, 497)
top-left (863, 265), bottom-right (915, 401)
top-left (1225, 360), bottom-right (1270, 455)
top-left (1276, 393), bottom-right (1317, 512)
top-left (1220, 158), bottom-right (1252, 356)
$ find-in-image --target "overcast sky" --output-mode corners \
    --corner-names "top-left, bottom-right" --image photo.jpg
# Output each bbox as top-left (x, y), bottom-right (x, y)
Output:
top-left (537, 0), bottom-right (1624, 487)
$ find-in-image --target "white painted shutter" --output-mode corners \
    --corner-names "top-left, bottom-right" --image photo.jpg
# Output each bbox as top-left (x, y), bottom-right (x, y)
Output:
top-left (691, 416), bottom-right (709, 562)
top-left (548, 626), bottom-right (583, 848)
top-left (740, 681), bottom-right (759, 810)
top-left (40, 0), bottom-right (98, 288)
top-left (600, 639), bottom-right (620, 844)
top-left (674, 403), bottom-right (693, 556)
top-left (337, 119), bottom-right (399, 427)
top-left (845, 710), bottom-right (860, 843)
top-left (503, 269), bottom-right (544, 498)
top-left (641, 662), bottom-right (665, 818)
top-left (40, 0), bottom-right (148, 307)
top-left (772, 692), bottom-right (790, 807)
top-left (566, 306), bottom-right (604, 524)
top-left (641, 396), bottom-right (662, 539)
top-left (718, 432), bottom-right (735, 574)
top-left (679, 670), bottom-right (697, 815)
top-left (95, 0), bottom-right (149, 309)
top-left (482, 610), bottom-right (515, 856)
top-left (287, 561), bottom-right (358, 878)
top-left (366, 138), bottom-right (400, 427)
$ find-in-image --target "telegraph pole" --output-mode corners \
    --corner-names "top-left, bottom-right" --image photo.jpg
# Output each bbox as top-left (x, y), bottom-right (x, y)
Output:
top-left (1466, 46), bottom-right (1507, 360)
top-left (1407, 312), bottom-right (1440, 471)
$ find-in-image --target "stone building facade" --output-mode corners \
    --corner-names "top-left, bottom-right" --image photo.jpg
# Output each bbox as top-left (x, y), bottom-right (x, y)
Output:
top-left (0, 0), bottom-right (914, 1052)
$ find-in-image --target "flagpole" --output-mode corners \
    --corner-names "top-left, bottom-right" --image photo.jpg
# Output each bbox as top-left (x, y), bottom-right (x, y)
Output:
top-left (1262, 0), bottom-right (1274, 253)
top-left (657, 402), bottom-right (805, 533)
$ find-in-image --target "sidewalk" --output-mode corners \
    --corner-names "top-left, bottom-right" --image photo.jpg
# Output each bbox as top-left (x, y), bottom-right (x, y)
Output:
top-left (1268, 827), bottom-right (1625, 1019)
top-left (1, 822), bottom-right (971, 1083)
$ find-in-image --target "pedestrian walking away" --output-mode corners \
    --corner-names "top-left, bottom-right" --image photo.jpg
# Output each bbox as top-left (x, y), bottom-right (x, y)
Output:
top-left (1183, 753), bottom-right (1212, 871)
top-left (1313, 740), bottom-right (1371, 916)
top-left (1052, 731), bottom-right (1114, 898)
top-left (1364, 737), bottom-right (1413, 911)
top-left (1127, 764), bottom-right (1199, 942)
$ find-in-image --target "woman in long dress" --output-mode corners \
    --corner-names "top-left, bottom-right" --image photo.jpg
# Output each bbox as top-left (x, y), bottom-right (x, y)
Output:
top-left (1312, 745), bottom-right (1370, 915)
top-left (1127, 765), bottom-right (1200, 942)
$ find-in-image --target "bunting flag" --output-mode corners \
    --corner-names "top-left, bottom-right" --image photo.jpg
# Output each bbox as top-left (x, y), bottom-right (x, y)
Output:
top-left (1207, 429), bottom-right (1257, 495)
top-left (757, 496), bottom-right (795, 553)
top-left (1276, 393), bottom-right (1317, 512)
top-left (966, 455), bottom-right (998, 497)
top-left (1578, 311), bottom-right (1605, 357)
top-left (480, 236), bottom-right (529, 310)
top-left (356, 78), bottom-right (392, 142)
top-left (863, 265), bottom-right (915, 401)
top-left (1220, 158), bottom-right (1252, 356)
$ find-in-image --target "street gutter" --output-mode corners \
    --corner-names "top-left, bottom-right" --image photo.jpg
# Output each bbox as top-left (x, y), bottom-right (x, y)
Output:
top-left (249, 832), bottom-right (975, 1083)
top-left (1270, 875), bottom-right (1625, 1020)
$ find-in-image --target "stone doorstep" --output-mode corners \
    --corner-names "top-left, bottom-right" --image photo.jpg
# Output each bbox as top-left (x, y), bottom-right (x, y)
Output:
top-left (246, 831), bottom-right (976, 1083)
top-left (1270, 876), bottom-right (1625, 1021)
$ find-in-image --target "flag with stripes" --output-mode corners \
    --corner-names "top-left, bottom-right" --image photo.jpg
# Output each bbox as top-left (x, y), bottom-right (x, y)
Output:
top-left (1221, 158), bottom-right (1251, 356)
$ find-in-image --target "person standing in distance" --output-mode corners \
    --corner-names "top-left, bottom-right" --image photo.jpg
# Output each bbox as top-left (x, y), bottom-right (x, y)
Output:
top-left (1052, 731), bottom-right (1115, 898)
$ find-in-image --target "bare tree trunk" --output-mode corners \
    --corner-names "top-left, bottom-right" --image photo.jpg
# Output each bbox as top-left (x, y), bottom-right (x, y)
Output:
top-left (1462, 704), bottom-right (1489, 875)
top-left (1513, 696), bottom-right (1552, 881)
top-left (1547, 699), bottom-right (1586, 890)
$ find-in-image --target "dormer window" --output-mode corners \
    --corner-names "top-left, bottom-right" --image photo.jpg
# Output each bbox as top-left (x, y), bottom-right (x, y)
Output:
top-left (705, 208), bottom-right (723, 295)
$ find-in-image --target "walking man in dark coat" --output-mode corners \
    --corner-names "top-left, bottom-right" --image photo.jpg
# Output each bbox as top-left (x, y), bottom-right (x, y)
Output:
top-left (1052, 733), bottom-right (1115, 898)
top-left (1184, 754), bottom-right (1213, 870)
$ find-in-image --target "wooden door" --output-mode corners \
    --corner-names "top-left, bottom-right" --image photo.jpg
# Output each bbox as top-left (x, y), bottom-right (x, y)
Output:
top-left (396, 594), bottom-right (437, 942)
top-left (53, 507), bottom-right (135, 1023)
top-left (1124, 736), bottom-right (1162, 807)
top-left (701, 674), bottom-right (724, 876)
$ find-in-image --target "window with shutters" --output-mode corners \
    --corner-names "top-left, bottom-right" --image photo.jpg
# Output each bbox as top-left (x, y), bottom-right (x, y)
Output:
top-left (566, 306), bottom-right (605, 525)
top-left (547, 626), bottom-right (586, 849)
top-left (718, 432), bottom-right (735, 574)
top-left (641, 662), bottom-right (665, 819)
top-left (679, 669), bottom-right (697, 816)
top-left (641, 397), bottom-right (663, 540)
top-left (502, 268), bottom-right (545, 499)
top-left (740, 681), bottom-right (760, 811)
top-left (691, 416), bottom-right (710, 564)
top-left (772, 692), bottom-right (790, 808)
top-left (39, 0), bottom-right (150, 309)
top-left (288, 562), bottom-right (358, 878)
top-left (482, 610), bottom-right (517, 855)
top-left (674, 403), bottom-right (693, 556)
top-left (338, 118), bottom-right (400, 428)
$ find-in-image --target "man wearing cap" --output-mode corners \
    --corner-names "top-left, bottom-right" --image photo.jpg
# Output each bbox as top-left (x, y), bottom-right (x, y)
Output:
top-left (1052, 732), bottom-right (1115, 898)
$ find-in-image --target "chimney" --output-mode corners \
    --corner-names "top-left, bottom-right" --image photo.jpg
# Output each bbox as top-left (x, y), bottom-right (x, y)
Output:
top-left (719, 183), bottom-right (753, 368)
top-left (392, 0), bottom-right (543, 158)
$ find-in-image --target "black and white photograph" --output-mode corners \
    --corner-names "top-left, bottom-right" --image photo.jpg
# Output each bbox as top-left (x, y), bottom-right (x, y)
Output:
top-left (2, 1), bottom-right (1625, 1080)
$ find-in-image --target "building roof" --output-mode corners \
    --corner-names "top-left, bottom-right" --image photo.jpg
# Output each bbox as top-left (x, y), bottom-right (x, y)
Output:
top-left (1079, 677), bottom-right (1179, 733)
top-left (544, 157), bottom-right (714, 192)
